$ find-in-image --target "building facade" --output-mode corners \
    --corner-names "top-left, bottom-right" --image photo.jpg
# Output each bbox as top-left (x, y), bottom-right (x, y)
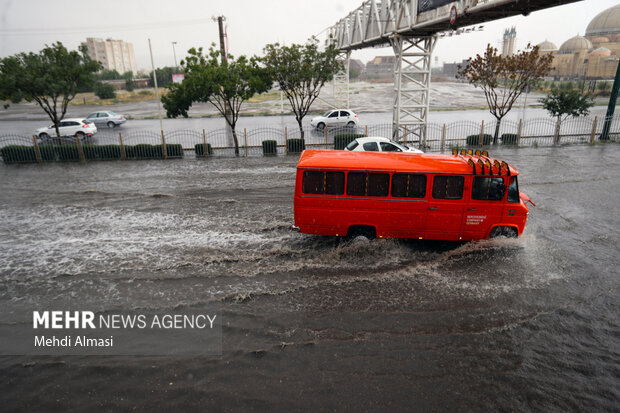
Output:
top-left (82, 38), bottom-right (138, 75)
top-left (538, 4), bottom-right (620, 80)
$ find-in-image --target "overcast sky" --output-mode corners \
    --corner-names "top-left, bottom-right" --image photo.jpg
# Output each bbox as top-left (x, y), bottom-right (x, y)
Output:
top-left (0, 0), bottom-right (617, 71)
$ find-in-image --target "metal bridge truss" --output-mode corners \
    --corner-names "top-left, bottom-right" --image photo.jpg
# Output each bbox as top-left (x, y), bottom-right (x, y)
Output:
top-left (391, 35), bottom-right (436, 146)
top-left (332, 51), bottom-right (351, 109)
top-left (324, 0), bottom-right (580, 142)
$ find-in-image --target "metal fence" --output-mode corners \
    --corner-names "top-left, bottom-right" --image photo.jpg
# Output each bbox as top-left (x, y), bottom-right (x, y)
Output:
top-left (1, 114), bottom-right (619, 164)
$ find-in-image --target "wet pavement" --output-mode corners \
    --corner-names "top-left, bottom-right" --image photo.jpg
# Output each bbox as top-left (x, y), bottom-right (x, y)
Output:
top-left (0, 144), bottom-right (619, 411)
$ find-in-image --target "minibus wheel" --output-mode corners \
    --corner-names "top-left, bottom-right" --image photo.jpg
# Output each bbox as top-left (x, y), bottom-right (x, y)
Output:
top-left (346, 226), bottom-right (376, 240)
top-left (489, 226), bottom-right (517, 238)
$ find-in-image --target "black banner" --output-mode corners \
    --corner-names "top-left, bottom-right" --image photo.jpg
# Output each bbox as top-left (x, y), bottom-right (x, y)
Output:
top-left (418, 0), bottom-right (455, 13)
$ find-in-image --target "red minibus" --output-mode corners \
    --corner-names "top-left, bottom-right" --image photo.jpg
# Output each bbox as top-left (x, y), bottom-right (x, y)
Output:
top-left (291, 150), bottom-right (534, 241)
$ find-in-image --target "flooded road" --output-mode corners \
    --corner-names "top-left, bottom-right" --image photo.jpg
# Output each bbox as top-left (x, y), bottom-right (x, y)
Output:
top-left (0, 145), bottom-right (619, 411)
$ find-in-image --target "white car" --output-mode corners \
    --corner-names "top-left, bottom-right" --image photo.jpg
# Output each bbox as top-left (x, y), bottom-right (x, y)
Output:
top-left (310, 109), bottom-right (359, 129)
top-left (344, 137), bottom-right (423, 153)
top-left (86, 111), bottom-right (127, 128)
top-left (35, 118), bottom-right (97, 140)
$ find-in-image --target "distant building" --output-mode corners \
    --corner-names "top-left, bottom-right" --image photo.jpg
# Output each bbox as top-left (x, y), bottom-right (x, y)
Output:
top-left (443, 60), bottom-right (469, 78)
top-left (536, 4), bottom-right (620, 79)
top-left (502, 27), bottom-right (516, 57)
top-left (366, 56), bottom-right (395, 75)
top-left (81, 37), bottom-right (137, 75)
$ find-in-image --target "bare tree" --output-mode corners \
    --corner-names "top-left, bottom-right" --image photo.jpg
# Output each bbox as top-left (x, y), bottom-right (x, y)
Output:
top-left (457, 44), bottom-right (553, 144)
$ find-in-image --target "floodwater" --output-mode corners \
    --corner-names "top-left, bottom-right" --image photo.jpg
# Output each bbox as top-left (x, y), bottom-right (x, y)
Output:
top-left (0, 144), bottom-right (619, 411)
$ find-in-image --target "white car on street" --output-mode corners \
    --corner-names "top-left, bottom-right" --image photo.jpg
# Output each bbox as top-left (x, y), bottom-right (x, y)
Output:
top-left (35, 118), bottom-right (97, 141)
top-left (310, 109), bottom-right (359, 129)
top-left (344, 137), bottom-right (423, 153)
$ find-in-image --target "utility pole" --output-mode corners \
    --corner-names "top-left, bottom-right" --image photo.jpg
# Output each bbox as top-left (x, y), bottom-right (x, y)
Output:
top-left (172, 41), bottom-right (178, 68)
top-left (600, 59), bottom-right (620, 140)
top-left (148, 38), bottom-right (164, 132)
top-left (212, 15), bottom-right (232, 127)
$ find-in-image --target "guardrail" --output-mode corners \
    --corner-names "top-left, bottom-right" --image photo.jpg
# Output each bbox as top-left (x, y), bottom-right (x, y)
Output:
top-left (1, 115), bottom-right (619, 164)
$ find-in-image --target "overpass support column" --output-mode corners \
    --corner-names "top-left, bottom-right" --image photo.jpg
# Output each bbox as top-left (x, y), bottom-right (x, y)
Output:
top-left (333, 50), bottom-right (351, 109)
top-left (391, 35), bottom-right (437, 148)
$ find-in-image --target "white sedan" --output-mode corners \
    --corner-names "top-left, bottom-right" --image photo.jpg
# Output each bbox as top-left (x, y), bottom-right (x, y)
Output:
top-left (344, 137), bottom-right (423, 153)
top-left (310, 109), bottom-right (359, 129)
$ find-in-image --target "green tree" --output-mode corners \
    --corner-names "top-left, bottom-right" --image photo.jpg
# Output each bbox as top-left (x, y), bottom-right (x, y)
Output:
top-left (0, 42), bottom-right (101, 139)
top-left (457, 44), bottom-right (553, 144)
top-left (540, 89), bottom-right (593, 144)
top-left (263, 38), bottom-right (342, 138)
top-left (94, 82), bottom-right (116, 99)
top-left (162, 45), bottom-right (272, 155)
top-left (540, 89), bottom-right (594, 121)
top-left (98, 69), bottom-right (122, 80)
top-left (150, 67), bottom-right (177, 88)
top-left (123, 71), bottom-right (135, 92)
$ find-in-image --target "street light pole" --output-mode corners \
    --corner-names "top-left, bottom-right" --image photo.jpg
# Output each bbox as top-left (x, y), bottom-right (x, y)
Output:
top-left (172, 42), bottom-right (178, 68)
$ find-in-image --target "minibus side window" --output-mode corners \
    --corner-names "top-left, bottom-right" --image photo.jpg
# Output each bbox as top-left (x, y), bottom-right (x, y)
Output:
top-left (507, 176), bottom-right (519, 203)
top-left (432, 176), bottom-right (464, 199)
top-left (368, 173), bottom-right (389, 196)
top-left (346, 172), bottom-right (389, 197)
top-left (472, 177), bottom-right (505, 201)
top-left (302, 171), bottom-right (344, 195)
top-left (325, 171), bottom-right (345, 195)
top-left (391, 174), bottom-right (427, 198)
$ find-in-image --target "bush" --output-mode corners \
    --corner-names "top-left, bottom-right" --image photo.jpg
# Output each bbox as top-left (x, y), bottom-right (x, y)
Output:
top-left (125, 79), bottom-right (135, 92)
top-left (38, 145), bottom-right (58, 162)
top-left (165, 144), bottom-right (184, 158)
top-left (83, 145), bottom-right (122, 160)
top-left (56, 144), bottom-right (80, 162)
top-left (466, 134), bottom-right (492, 146)
top-left (287, 138), bottom-right (305, 154)
top-left (262, 140), bottom-right (277, 155)
top-left (334, 133), bottom-right (365, 150)
top-left (94, 82), bottom-right (116, 99)
top-left (501, 133), bottom-right (518, 145)
top-left (0, 145), bottom-right (37, 163)
top-left (194, 143), bottom-right (213, 156)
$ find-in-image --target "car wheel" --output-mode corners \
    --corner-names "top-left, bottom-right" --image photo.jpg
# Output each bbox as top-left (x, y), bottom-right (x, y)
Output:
top-left (75, 132), bottom-right (85, 140)
top-left (107, 121), bottom-right (116, 129)
top-left (317, 122), bottom-right (325, 130)
top-left (39, 133), bottom-right (49, 140)
top-left (347, 121), bottom-right (355, 127)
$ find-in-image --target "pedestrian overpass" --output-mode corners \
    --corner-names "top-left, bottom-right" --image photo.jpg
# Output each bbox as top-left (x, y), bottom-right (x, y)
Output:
top-left (324, 0), bottom-right (581, 144)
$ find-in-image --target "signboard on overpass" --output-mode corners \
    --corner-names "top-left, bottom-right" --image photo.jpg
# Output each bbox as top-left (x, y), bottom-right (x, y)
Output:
top-left (418, 0), bottom-right (454, 13)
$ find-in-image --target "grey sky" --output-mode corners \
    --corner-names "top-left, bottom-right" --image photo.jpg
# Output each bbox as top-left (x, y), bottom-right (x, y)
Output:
top-left (0, 0), bottom-right (617, 71)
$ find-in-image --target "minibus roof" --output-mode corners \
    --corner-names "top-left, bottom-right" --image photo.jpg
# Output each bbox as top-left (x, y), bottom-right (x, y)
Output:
top-left (297, 150), bottom-right (519, 176)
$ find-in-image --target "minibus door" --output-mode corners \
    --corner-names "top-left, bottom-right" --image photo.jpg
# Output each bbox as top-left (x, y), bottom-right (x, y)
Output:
top-left (462, 176), bottom-right (506, 240)
top-left (425, 198), bottom-right (465, 241)
top-left (424, 175), bottom-right (466, 241)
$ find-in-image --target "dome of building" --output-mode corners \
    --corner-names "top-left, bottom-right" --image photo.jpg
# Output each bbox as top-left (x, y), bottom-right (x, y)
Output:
top-left (586, 5), bottom-right (620, 37)
top-left (589, 47), bottom-right (612, 58)
top-left (559, 35), bottom-right (592, 53)
top-left (589, 36), bottom-right (610, 43)
top-left (536, 40), bottom-right (557, 51)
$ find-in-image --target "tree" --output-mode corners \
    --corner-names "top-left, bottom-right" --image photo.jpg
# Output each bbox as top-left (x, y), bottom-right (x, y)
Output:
top-left (94, 82), bottom-right (116, 99)
top-left (0, 42), bottom-right (101, 139)
top-left (150, 67), bottom-right (177, 88)
top-left (540, 89), bottom-right (594, 142)
top-left (123, 71), bottom-right (135, 92)
top-left (161, 45), bottom-right (272, 155)
top-left (263, 38), bottom-right (342, 138)
top-left (457, 44), bottom-right (553, 144)
top-left (98, 69), bottom-right (122, 80)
